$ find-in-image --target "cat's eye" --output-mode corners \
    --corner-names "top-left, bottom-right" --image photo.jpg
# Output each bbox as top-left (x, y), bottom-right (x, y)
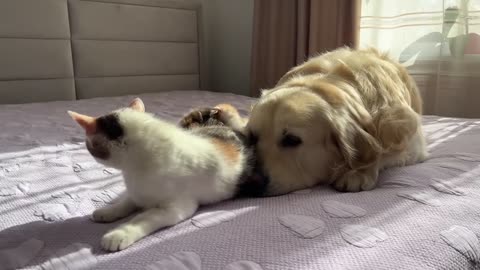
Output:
top-left (280, 133), bottom-right (302, 148)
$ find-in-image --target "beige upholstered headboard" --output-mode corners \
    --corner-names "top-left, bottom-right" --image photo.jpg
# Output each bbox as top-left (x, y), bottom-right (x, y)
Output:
top-left (0, 0), bottom-right (204, 104)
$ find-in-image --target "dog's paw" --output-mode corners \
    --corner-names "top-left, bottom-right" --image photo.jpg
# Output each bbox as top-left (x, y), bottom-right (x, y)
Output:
top-left (333, 169), bottom-right (378, 192)
top-left (101, 227), bottom-right (138, 252)
top-left (91, 207), bottom-right (121, 223)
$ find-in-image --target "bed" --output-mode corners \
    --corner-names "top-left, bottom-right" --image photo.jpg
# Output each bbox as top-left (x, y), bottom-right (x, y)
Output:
top-left (1, 1), bottom-right (480, 270)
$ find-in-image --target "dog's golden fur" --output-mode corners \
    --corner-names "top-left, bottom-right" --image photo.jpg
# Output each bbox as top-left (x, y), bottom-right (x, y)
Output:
top-left (247, 47), bottom-right (427, 194)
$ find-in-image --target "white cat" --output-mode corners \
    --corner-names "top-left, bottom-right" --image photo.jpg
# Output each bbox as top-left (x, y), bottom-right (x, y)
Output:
top-left (68, 98), bottom-right (267, 252)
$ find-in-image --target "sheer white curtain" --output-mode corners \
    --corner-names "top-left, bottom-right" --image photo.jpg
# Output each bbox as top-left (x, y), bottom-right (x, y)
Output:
top-left (360, 0), bottom-right (480, 117)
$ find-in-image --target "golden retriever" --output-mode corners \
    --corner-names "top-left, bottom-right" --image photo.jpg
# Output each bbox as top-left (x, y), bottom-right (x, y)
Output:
top-left (247, 47), bottom-right (427, 194)
top-left (183, 47), bottom-right (427, 195)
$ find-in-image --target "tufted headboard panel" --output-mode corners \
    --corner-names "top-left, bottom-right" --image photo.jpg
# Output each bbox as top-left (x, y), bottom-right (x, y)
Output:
top-left (0, 0), bottom-right (204, 104)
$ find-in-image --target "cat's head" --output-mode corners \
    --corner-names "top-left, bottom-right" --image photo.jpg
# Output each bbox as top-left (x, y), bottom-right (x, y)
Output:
top-left (68, 98), bottom-right (145, 168)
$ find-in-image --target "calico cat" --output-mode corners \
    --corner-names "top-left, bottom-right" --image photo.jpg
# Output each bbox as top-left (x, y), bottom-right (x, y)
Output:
top-left (68, 98), bottom-right (267, 252)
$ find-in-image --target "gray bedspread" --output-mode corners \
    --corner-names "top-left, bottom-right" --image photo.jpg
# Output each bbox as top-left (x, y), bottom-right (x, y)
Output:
top-left (1, 90), bottom-right (480, 270)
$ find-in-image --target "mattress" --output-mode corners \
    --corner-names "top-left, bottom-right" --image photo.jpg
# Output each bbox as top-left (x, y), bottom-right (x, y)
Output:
top-left (1, 90), bottom-right (480, 270)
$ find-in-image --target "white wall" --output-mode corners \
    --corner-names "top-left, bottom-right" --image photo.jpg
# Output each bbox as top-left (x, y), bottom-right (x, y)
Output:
top-left (200, 0), bottom-right (254, 96)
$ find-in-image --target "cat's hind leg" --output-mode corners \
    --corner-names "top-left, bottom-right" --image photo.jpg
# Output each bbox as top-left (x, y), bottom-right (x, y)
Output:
top-left (179, 104), bottom-right (246, 132)
top-left (179, 107), bottom-right (221, 128)
top-left (92, 193), bottom-right (137, 223)
top-left (101, 199), bottom-right (198, 251)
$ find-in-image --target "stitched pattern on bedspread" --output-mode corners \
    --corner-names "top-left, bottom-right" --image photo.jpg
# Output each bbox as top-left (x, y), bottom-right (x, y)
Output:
top-left (0, 92), bottom-right (480, 270)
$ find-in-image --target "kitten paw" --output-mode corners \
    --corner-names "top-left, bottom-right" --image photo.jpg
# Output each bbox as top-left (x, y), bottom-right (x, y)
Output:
top-left (91, 208), bottom-right (121, 223)
top-left (101, 228), bottom-right (138, 252)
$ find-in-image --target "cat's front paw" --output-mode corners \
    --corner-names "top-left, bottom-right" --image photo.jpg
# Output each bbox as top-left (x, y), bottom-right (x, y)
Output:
top-left (101, 227), bottom-right (138, 252)
top-left (91, 207), bottom-right (122, 223)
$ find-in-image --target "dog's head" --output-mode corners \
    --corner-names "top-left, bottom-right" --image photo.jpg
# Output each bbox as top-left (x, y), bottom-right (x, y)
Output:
top-left (247, 78), bottom-right (382, 195)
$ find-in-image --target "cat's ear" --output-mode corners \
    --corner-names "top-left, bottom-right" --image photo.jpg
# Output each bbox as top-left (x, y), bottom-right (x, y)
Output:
top-left (67, 111), bottom-right (97, 135)
top-left (129, 98), bottom-right (145, 112)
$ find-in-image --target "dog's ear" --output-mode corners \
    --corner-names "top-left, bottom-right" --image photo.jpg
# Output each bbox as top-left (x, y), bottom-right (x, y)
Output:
top-left (330, 104), bottom-right (382, 171)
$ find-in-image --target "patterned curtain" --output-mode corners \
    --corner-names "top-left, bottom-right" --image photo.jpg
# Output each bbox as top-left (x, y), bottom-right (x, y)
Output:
top-left (360, 0), bottom-right (480, 117)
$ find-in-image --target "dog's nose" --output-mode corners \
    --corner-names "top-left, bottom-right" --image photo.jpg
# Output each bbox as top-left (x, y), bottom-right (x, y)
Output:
top-left (250, 160), bottom-right (270, 194)
top-left (252, 167), bottom-right (269, 184)
top-left (247, 132), bottom-right (258, 146)
top-left (236, 158), bottom-right (270, 197)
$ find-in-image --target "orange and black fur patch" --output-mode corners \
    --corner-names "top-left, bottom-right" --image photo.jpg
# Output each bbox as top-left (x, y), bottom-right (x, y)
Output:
top-left (179, 107), bottom-right (270, 197)
top-left (209, 138), bottom-right (240, 165)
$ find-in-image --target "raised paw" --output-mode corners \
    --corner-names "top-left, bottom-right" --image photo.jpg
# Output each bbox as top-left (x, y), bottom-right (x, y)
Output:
top-left (91, 207), bottom-right (122, 223)
top-left (333, 169), bottom-right (378, 192)
top-left (179, 107), bottom-right (222, 128)
top-left (101, 227), bottom-right (138, 252)
top-left (214, 104), bottom-right (241, 124)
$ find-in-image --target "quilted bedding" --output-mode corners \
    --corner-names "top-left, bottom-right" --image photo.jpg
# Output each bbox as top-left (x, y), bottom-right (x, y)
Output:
top-left (1, 90), bottom-right (480, 270)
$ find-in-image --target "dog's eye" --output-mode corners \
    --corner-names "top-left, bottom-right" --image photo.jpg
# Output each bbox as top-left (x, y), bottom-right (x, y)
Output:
top-left (280, 134), bottom-right (302, 148)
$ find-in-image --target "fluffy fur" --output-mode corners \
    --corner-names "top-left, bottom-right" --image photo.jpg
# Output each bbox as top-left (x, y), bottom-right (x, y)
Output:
top-left (245, 47), bottom-right (427, 194)
top-left (69, 99), bottom-right (260, 251)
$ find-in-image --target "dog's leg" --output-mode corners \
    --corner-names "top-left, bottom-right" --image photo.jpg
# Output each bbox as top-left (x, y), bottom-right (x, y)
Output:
top-left (406, 127), bottom-right (428, 164)
top-left (378, 106), bottom-right (428, 169)
top-left (332, 165), bottom-right (379, 192)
